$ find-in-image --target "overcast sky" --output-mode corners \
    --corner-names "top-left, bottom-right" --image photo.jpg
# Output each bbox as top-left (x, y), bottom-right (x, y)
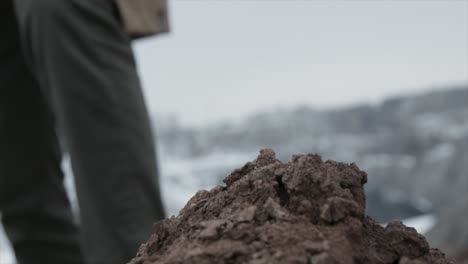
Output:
top-left (133, 0), bottom-right (467, 126)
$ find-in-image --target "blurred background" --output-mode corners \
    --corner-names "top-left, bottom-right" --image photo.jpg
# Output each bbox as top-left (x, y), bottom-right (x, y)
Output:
top-left (1, 0), bottom-right (467, 263)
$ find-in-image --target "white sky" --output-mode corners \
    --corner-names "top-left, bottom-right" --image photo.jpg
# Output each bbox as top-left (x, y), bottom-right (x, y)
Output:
top-left (133, 0), bottom-right (468, 126)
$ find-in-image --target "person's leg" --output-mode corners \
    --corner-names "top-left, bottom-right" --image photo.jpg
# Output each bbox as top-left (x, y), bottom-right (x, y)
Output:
top-left (14, 0), bottom-right (166, 263)
top-left (0, 1), bottom-right (83, 264)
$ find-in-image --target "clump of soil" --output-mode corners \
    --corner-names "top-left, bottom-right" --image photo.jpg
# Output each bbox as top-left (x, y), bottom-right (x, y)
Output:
top-left (130, 149), bottom-right (453, 264)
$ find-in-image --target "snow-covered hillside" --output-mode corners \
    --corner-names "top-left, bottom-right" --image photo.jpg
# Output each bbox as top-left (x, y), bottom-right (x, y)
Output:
top-left (1, 86), bottom-right (467, 263)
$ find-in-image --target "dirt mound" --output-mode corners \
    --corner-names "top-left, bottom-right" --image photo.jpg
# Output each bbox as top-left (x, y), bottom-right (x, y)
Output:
top-left (130, 149), bottom-right (453, 264)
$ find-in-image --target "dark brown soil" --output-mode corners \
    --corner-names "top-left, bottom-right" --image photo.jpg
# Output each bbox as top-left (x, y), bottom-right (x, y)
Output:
top-left (129, 149), bottom-right (454, 264)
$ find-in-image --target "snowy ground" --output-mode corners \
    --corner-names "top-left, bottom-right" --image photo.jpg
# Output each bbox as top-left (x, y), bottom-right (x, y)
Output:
top-left (0, 223), bottom-right (14, 264)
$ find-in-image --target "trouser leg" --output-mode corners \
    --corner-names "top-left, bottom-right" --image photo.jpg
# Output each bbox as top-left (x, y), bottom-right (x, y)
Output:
top-left (0, 2), bottom-right (83, 264)
top-left (14, 0), bottom-right (166, 263)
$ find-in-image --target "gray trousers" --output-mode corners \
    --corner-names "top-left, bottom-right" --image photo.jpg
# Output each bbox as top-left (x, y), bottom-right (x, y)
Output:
top-left (0, 1), bottom-right (166, 263)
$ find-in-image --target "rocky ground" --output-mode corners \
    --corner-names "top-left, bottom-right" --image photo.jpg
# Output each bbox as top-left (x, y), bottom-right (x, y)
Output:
top-left (129, 150), bottom-right (453, 264)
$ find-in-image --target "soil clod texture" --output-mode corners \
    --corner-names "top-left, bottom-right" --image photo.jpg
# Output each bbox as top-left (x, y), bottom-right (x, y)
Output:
top-left (130, 149), bottom-right (453, 264)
